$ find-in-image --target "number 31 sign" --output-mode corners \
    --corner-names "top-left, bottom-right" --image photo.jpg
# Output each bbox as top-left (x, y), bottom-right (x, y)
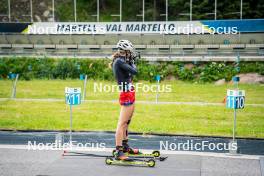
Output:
top-left (226, 89), bottom-right (245, 109)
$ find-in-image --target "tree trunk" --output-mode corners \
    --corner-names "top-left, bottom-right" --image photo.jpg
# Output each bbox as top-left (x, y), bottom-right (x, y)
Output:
top-left (100, 0), bottom-right (106, 11)
top-left (153, 0), bottom-right (156, 21)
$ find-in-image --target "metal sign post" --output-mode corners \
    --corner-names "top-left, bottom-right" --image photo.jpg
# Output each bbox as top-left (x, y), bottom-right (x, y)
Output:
top-left (55, 133), bottom-right (64, 148)
top-left (155, 75), bottom-right (161, 103)
top-left (65, 87), bottom-right (81, 145)
top-left (226, 76), bottom-right (245, 154)
top-left (9, 73), bottom-right (19, 99)
top-left (80, 74), bottom-right (88, 101)
top-left (69, 104), bottom-right (73, 142)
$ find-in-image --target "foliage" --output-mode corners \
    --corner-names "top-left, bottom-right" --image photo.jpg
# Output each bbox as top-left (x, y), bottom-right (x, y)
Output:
top-left (54, 0), bottom-right (264, 22)
top-left (199, 62), bottom-right (236, 82)
top-left (0, 57), bottom-right (264, 82)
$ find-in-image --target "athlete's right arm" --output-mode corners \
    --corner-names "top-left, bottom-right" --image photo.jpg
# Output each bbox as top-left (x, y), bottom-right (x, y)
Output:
top-left (117, 59), bottom-right (137, 75)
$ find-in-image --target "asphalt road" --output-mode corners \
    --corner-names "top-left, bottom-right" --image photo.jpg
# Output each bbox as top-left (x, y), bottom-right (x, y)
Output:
top-left (0, 148), bottom-right (263, 176)
top-left (0, 131), bottom-right (264, 176)
top-left (0, 131), bottom-right (264, 155)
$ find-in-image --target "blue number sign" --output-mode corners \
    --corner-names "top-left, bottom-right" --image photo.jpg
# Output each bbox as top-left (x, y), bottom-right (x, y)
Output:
top-left (226, 89), bottom-right (245, 109)
top-left (8, 73), bottom-right (17, 79)
top-left (65, 87), bottom-right (81, 105)
top-left (155, 75), bottom-right (161, 81)
top-left (80, 74), bottom-right (85, 80)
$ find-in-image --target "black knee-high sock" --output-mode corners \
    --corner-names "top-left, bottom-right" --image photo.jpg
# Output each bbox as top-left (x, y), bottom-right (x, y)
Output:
top-left (126, 120), bottom-right (131, 139)
top-left (122, 139), bottom-right (129, 150)
top-left (116, 145), bottom-right (123, 151)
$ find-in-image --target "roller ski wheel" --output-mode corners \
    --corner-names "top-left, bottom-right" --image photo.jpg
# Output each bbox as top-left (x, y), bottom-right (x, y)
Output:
top-left (147, 159), bottom-right (155, 167)
top-left (152, 150), bottom-right (160, 157)
top-left (105, 157), bottom-right (113, 165)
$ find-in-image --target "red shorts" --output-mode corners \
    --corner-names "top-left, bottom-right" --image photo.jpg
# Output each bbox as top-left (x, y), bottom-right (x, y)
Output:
top-left (119, 90), bottom-right (135, 106)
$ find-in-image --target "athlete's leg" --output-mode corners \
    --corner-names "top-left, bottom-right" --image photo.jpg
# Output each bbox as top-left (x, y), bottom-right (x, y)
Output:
top-left (123, 103), bottom-right (135, 140)
top-left (115, 104), bottom-right (135, 159)
top-left (122, 104), bottom-right (139, 154)
top-left (115, 104), bottom-right (134, 147)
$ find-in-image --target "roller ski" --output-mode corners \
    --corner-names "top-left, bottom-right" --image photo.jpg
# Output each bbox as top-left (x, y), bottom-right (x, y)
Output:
top-left (112, 149), bottom-right (167, 161)
top-left (112, 140), bottom-right (167, 161)
top-left (105, 156), bottom-right (155, 167)
top-left (106, 146), bottom-right (155, 167)
top-left (112, 148), bottom-right (160, 157)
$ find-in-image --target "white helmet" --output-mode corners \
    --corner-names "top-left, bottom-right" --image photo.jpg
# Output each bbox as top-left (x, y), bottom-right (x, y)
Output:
top-left (116, 40), bottom-right (134, 52)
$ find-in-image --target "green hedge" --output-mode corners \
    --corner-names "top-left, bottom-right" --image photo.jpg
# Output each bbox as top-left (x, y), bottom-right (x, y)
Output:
top-left (0, 57), bottom-right (264, 82)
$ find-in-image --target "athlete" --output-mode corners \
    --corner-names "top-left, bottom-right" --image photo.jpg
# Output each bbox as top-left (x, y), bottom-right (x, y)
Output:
top-left (111, 40), bottom-right (139, 160)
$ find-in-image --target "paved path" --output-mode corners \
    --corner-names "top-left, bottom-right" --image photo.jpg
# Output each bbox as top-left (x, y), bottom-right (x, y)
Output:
top-left (0, 131), bottom-right (263, 155)
top-left (0, 131), bottom-right (263, 176)
top-left (0, 147), bottom-right (263, 176)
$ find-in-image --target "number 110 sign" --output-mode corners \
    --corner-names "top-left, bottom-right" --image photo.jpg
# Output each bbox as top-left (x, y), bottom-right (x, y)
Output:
top-left (65, 87), bottom-right (81, 105)
top-left (226, 89), bottom-right (245, 109)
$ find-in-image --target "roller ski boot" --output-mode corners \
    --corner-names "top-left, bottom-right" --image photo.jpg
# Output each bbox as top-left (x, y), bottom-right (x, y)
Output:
top-left (114, 146), bottom-right (130, 160)
top-left (105, 146), bottom-right (155, 167)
